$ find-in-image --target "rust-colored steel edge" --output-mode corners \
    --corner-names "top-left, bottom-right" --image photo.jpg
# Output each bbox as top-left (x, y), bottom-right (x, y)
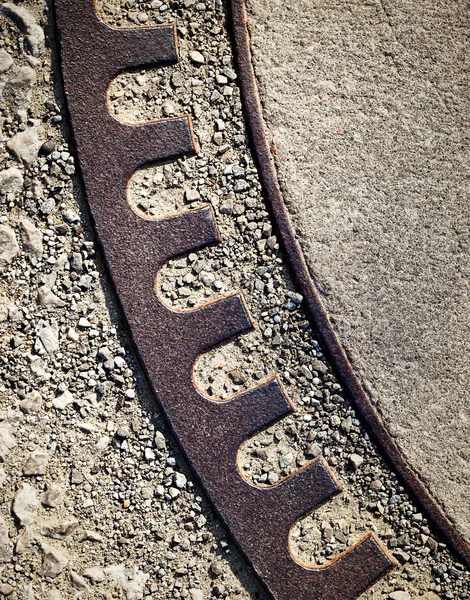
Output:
top-left (52, 0), bottom-right (395, 598)
top-left (228, 0), bottom-right (470, 569)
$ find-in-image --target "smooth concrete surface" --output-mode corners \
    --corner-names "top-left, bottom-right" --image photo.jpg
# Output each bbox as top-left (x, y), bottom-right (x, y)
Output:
top-left (246, 0), bottom-right (470, 540)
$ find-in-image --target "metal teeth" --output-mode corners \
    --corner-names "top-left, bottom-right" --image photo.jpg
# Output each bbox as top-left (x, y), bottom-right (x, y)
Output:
top-left (53, 1), bottom-right (395, 598)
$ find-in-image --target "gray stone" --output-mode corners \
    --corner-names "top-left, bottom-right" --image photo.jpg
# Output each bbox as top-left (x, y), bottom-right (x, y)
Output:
top-left (394, 548), bottom-right (411, 564)
top-left (219, 196), bottom-right (234, 215)
top-left (83, 567), bottom-right (106, 583)
top-left (7, 127), bottom-right (42, 166)
top-left (13, 483), bottom-right (39, 526)
top-left (1, 65), bottom-right (35, 109)
top-left (69, 571), bottom-right (89, 592)
top-left (189, 50), bottom-right (205, 65)
top-left (311, 358), bottom-right (328, 375)
top-left (40, 542), bottom-right (68, 578)
top-left (0, 516), bottom-right (13, 563)
top-left (70, 468), bottom-right (84, 485)
top-left (23, 449), bottom-right (48, 475)
top-left (190, 590), bottom-right (204, 600)
top-left (1, 3), bottom-right (45, 56)
top-left (0, 583), bottom-right (14, 596)
top-left (0, 426), bottom-right (16, 461)
top-left (0, 225), bottom-right (19, 269)
top-left (349, 453), bottom-right (364, 470)
top-left (42, 483), bottom-right (63, 508)
top-left (0, 49), bottom-right (12, 72)
top-left (38, 287), bottom-right (65, 309)
top-left (15, 528), bottom-right (30, 554)
top-left (185, 189), bottom-right (200, 202)
top-left (210, 560), bottom-right (223, 576)
top-left (20, 219), bottom-right (43, 256)
top-left (305, 443), bottom-right (321, 458)
top-left (171, 71), bottom-right (185, 88)
top-left (0, 167), bottom-right (23, 191)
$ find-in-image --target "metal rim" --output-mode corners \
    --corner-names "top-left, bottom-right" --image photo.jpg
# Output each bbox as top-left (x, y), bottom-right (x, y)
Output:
top-left (228, 0), bottom-right (470, 570)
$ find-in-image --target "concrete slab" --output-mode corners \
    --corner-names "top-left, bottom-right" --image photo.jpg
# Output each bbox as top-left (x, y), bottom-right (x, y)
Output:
top-left (244, 0), bottom-right (470, 547)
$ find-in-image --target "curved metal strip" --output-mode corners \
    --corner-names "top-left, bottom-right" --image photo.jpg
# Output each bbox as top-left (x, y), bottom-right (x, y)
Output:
top-left (53, 0), bottom-right (395, 598)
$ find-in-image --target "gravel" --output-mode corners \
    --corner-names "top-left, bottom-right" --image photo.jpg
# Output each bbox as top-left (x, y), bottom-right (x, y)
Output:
top-left (0, 0), bottom-right (468, 599)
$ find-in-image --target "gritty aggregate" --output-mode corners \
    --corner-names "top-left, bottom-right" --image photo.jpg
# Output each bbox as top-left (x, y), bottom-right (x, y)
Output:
top-left (0, 0), bottom-right (468, 599)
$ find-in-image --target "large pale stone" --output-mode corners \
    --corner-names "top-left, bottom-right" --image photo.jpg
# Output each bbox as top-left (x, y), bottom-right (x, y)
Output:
top-left (7, 127), bottom-right (42, 166)
top-left (0, 167), bottom-right (23, 191)
top-left (0, 426), bottom-right (16, 461)
top-left (105, 565), bottom-right (149, 600)
top-left (13, 483), bottom-right (39, 526)
top-left (40, 542), bottom-right (68, 578)
top-left (0, 516), bottom-right (13, 563)
top-left (20, 218), bottom-right (43, 256)
top-left (0, 225), bottom-right (19, 269)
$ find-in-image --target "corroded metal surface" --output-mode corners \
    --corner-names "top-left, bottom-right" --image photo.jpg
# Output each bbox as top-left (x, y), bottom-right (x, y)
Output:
top-left (229, 0), bottom-right (470, 571)
top-left (53, 1), bottom-right (394, 598)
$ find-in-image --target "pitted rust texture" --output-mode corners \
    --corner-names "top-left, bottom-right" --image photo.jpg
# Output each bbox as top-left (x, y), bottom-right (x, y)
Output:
top-left (53, 1), bottom-right (394, 598)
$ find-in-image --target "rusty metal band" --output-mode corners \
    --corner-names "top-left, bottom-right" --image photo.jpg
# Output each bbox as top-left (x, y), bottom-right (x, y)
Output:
top-left (228, 0), bottom-right (470, 570)
top-left (52, 0), bottom-right (395, 597)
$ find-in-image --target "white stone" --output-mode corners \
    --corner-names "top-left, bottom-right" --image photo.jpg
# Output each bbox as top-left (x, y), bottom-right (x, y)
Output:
top-left (174, 472), bottom-right (187, 489)
top-left (0, 167), bottom-right (23, 191)
top-left (13, 483), bottom-right (39, 526)
top-left (70, 571), bottom-right (89, 591)
top-left (349, 453), bottom-right (364, 470)
top-left (2, 65), bottom-right (35, 110)
top-left (37, 321), bottom-right (59, 354)
top-left (52, 389), bottom-right (74, 411)
top-left (83, 566), bottom-right (106, 583)
top-left (189, 50), bottom-right (205, 64)
top-left (38, 287), bottom-right (65, 309)
top-left (389, 592), bottom-right (411, 600)
top-left (105, 565), bottom-right (149, 600)
top-left (7, 127), bottom-right (43, 166)
top-left (42, 483), bottom-right (63, 508)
